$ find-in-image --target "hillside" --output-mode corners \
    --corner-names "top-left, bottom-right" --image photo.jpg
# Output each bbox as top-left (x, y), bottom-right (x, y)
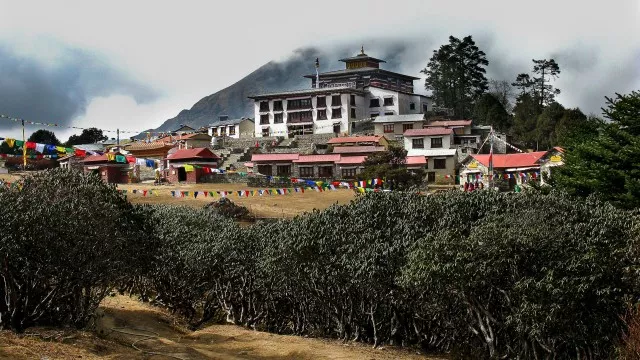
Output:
top-left (148, 45), bottom-right (419, 134)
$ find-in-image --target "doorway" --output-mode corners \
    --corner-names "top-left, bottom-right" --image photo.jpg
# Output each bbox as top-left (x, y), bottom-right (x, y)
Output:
top-left (177, 167), bottom-right (187, 182)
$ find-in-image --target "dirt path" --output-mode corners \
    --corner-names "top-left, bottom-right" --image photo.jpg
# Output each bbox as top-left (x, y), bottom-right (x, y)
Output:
top-left (0, 295), bottom-right (444, 360)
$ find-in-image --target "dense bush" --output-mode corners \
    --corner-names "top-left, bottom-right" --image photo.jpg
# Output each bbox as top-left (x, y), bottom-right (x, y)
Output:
top-left (0, 169), bottom-right (148, 332)
top-left (136, 191), bottom-right (640, 359)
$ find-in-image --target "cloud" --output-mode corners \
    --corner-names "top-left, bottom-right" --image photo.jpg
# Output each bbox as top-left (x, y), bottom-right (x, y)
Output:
top-left (0, 41), bottom-right (159, 139)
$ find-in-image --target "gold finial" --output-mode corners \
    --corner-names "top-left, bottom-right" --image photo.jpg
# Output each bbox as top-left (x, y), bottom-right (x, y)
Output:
top-left (360, 45), bottom-right (365, 55)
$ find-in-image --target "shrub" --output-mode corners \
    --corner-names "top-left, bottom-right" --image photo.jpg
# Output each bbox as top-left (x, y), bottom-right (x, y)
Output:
top-left (0, 168), bottom-right (146, 332)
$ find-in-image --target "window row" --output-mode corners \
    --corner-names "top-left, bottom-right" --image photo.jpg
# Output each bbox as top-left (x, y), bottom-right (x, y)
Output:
top-left (259, 94), bottom-right (356, 112)
top-left (369, 97), bottom-right (394, 108)
top-left (260, 109), bottom-right (343, 124)
top-left (412, 137), bottom-right (443, 149)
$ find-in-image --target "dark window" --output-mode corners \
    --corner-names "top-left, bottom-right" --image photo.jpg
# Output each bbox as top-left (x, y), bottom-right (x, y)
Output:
top-left (412, 138), bottom-right (424, 149)
top-left (261, 127), bottom-right (269, 137)
top-left (259, 101), bottom-right (269, 112)
top-left (333, 123), bottom-right (341, 134)
top-left (370, 113), bottom-right (379, 119)
top-left (288, 111), bottom-right (313, 123)
top-left (316, 96), bottom-right (326, 108)
top-left (383, 124), bottom-right (394, 133)
top-left (342, 168), bottom-right (357, 178)
top-left (258, 165), bottom-right (272, 176)
top-left (274, 113), bottom-right (283, 123)
top-left (434, 158), bottom-right (447, 169)
top-left (370, 98), bottom-right (380, 107)
top-left (288, 98), bottom-right (312, 110)
top-left (403, 124), bottom-right (413, 132)
top-left (350, 108), bottom-right (356, 118)
top-left (277, 165), bottom-right (291, 176)
top-left (385, 112), bottom-right (394, 115)
top-left (317, 109), bottom-right (327, 120)
top-left (427, 172), bottom-right (436, 182)
top-left (410, 102), bottom-right (416, 110)
top-left (332, 108), bottom-right (342, 119)
top-left (273, 100), bottom-right (283, 111)
top-left (423, 104), bottom-right (429, 112)
top-left (384, 97), bottom-right (394, 106)
top-left (260, 114), bottom-right (269, 125)
top-left (228, 126), bottom-right (236, 135)
top-left (299, 166), bottom-right (314, 177)
top-left (318, 166), bottom-right (333, 178)
top-left (332, 95), bottom-right (341, 106)
top-left (350, 94), bottom-right (356, 104)
top-left (431, 137), bottom-right (443, 148)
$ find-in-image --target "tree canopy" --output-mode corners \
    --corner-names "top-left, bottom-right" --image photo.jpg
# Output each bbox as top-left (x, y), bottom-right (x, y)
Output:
top-left (473, 93), bottom-right (511, 131)
top-left (421, 35), bottom-right (489, 119)
top-left (65, 128), bottom-right (108, 146)
top-left (27, 129), bottom-right (61, 146)
top-left (554, 90), bottom-right (640, 209)
top-left (359, 146), bottom-right (424, 190)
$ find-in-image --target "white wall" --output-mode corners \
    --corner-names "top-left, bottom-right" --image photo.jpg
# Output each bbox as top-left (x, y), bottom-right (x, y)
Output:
top-left (403, 133), bottom-right (454, 150)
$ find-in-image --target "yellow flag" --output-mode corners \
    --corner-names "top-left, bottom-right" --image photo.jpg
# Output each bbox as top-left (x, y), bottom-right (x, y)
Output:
top-left (5, 138), bottom-right (15, 148)
top-left (56, 146), bottom-right (65, 153)
top-left (184, 165), bottom-right (194, 172)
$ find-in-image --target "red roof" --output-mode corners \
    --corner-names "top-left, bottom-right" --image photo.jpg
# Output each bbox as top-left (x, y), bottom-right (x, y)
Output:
top-left (426, 120), bottom-right (472, 127)
top-left (471, 151), bottom-right (548, 169)
top-left (166, 148), bottom-right (219, 160)
top-left (332, 146), bottom-right (385, 154)
top-left (157, 133), bottom-right (209, 142)
top-left (336, 156), bottom-right (368, 165)
top-left (125, 142), bottom-right (175, 151)
top-left (404, 127), bottom-right (453, 137)
top-left (405, 156), bottom-right (427, 165)
top-left (327, 136), bottom-right (384, 144)
top-left (553, 146), bottom-right (565, 153)
top-left (82, 154), bottom-right (108, 163)
top-left (294, 154), bottom-right (341, 163)
top-left (251, 153), bottom-right (299, 161)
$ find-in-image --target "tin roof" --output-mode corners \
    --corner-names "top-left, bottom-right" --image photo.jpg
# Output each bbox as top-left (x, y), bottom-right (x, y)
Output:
top-left (251, 153), bottom-right (300, 161)
top-left (249, 86), bottom-right (365, 100)
top-left (405, 156), bottom-right (427, 165)
top-left (372, 114), bottom-right (425, 123)
top-left (425, 120), bottom-right (472, 128)
top-left (336, 156), bottom-right (368, 165)
top-left (166, 148), bottom-right (219, 160)
top-left (124, 142), bottom-right (175, 151)
top-left (471, 151), bottom-right (548, 169)
top-left (327, 135), bottom-right (384, 144)
top-left (403, 128), bottom-right (453, 137)
top-left (294, 154), bottom-right (342, 163)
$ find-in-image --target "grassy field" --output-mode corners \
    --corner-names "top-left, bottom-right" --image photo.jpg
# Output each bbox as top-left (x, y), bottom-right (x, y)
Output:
top-left (118, 182), bottom-right (356, 218)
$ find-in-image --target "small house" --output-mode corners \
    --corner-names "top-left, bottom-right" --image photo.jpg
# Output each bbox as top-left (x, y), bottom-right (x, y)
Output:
top-left (293, 154), bottom-right (341, 178)
top-left (403, 127), bottom-right (457, 183)
top-left (165, 148), bottom-right (220, 183)
top-left (81, 153), bottom-right (133, 184)
top-left (331, 145), bottom-right (386, 156)
top-left (372, 113), bottom-right (426, 140)
top-left (208, 118), bottom-right (255, 139)
top-left (250, 153), bottom-right (299, 177)
top-left (327, 135), bottom-right (389, 149)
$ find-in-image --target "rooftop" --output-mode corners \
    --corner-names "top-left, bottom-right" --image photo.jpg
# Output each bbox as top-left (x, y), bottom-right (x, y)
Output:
top-left (372, 113), bottom-right (425, 124)
top-left (327, 135), bottom-right (385, 145)
top-left (157, 133), bottom-right (211, 143)
top-left (209, 118), bottom-right (254, 127)
top-left (404, 128), bottom-right (453, 137)
top-left (331, 146), bottom-right (385, 154)
top-left (251, 153), bottom-right (300, 162)
top-left (471, 151), bottom-right (548, 169)
top-left (406, 149), bottom-right (458, 157)
top-left (304, 67), bottom-right (421, 81)
top-left (124, 142), bottom-right (175, 151)
top-left (426, 120), bottom-right (473, 128)
top-left (406, 156), bottom-right (427, 165)
top-left (336, 156), bottom-right (368, 165)
top-left (249, 86), bottom-right (365, 100)
top-left (293, 154), bottom-right (342, 163)
top-left (166, 148), bottom-right (219, 161)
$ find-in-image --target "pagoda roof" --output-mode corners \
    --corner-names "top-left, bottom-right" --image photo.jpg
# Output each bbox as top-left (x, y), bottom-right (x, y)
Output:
top-left (248, 86), bottom-right (365, 100)
top-left (303, 67), bottom-right (420, 80)
top-left (339, 54), bottom-right (386, 63)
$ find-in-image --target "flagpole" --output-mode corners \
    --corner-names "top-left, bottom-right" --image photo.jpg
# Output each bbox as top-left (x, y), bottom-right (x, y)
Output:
top-left (488, 126), bottom-right (493, 189)
top-left (22, 120), bottom-right (26, 169)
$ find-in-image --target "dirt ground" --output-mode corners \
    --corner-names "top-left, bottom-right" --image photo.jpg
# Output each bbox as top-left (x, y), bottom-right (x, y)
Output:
top-left (118, 182), bottom-right (356, 218)
top-left (0, 295), bottom-right (444, 360)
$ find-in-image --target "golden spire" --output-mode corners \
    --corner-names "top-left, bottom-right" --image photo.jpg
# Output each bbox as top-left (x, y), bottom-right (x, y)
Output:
top-left (360, 45), bottom-right (365, 55)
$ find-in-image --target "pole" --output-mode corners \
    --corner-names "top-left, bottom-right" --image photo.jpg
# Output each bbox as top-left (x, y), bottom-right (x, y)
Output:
top-left (22, 120), bottom-right (26, 169)
top-left (489, 126), bottom-right (494, 189)
top-left (116, 128), bottom-right (120, 150)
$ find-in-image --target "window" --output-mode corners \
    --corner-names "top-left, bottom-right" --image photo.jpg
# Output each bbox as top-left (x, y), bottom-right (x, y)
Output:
top-left (332, 95), bottom-right (342, 106)
top-left (332, 108), bottom-right (342, 119)
top-left (369, 98), bottom-right (380, 108)
top-left (274, 113), bottom-right (283, 123)
top-left (277, 165), bottom-right (291, 176)
top-left (402, 124), bottom-right (413, 132)
top-left (273, 100), bottom-right (283, 111)
top-left (258, 165), bottom-right (272, 176)
top-left (427, 172), bottom-right (436, 182)
top-left (259, 101), bottom-right (269, 112)
top-left (434, 158), bottom-right (447, 169)
top-left (318, 166), bottom-right (333, 178)
top-left (350, 94), bottom-right (356, 104)
top-left (385, 112), bottom-right (394, 115)
top-left (423, 104), bottom-right (429, 112)
top-left (412, 138), bottom-right (424, 149)
top-left (299, 166), bottom-right (314, 177)
top-left (383, 124), bottom-right (394, 133)
top-left (350, 108), bottom-right (356, 118)
top-left (261, 127), bottom-right (270, 137)
top-left (228, 126), bottom-right (236, 135)
top-left (333, 123), bottom-right (341, 134)
top-left (316, 96), bottom-right (326, 108)
top-left (288, 111), bottom-right (312, 123)
top-left (410, 102), bottom-right (416, 110)
top-left (342, 168), bottom-right (357, 178)
top-left (370, 113), bottom-right (379, 119)
top-left (288, 98), bottom-right (312, 110)
top-left (260, 114), bottom-right (269, 125)
top-left (317, 109), bottom-right (327, 120)
top-left (431, 137), bottom-right (443, 148)
top-left (384, 97), bottom-right (394, 106)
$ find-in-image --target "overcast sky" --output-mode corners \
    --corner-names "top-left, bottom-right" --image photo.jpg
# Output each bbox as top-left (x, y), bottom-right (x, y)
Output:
top-left (0, 0), bottom-right (638, 140)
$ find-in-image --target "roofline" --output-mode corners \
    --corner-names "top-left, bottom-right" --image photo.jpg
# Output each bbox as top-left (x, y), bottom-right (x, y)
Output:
top-left (338, 56), bottom-right (386, 63)
top-left (248, 87), bottom-right (365, 100)
top-left (303, 68), bottom-right (421, 81)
